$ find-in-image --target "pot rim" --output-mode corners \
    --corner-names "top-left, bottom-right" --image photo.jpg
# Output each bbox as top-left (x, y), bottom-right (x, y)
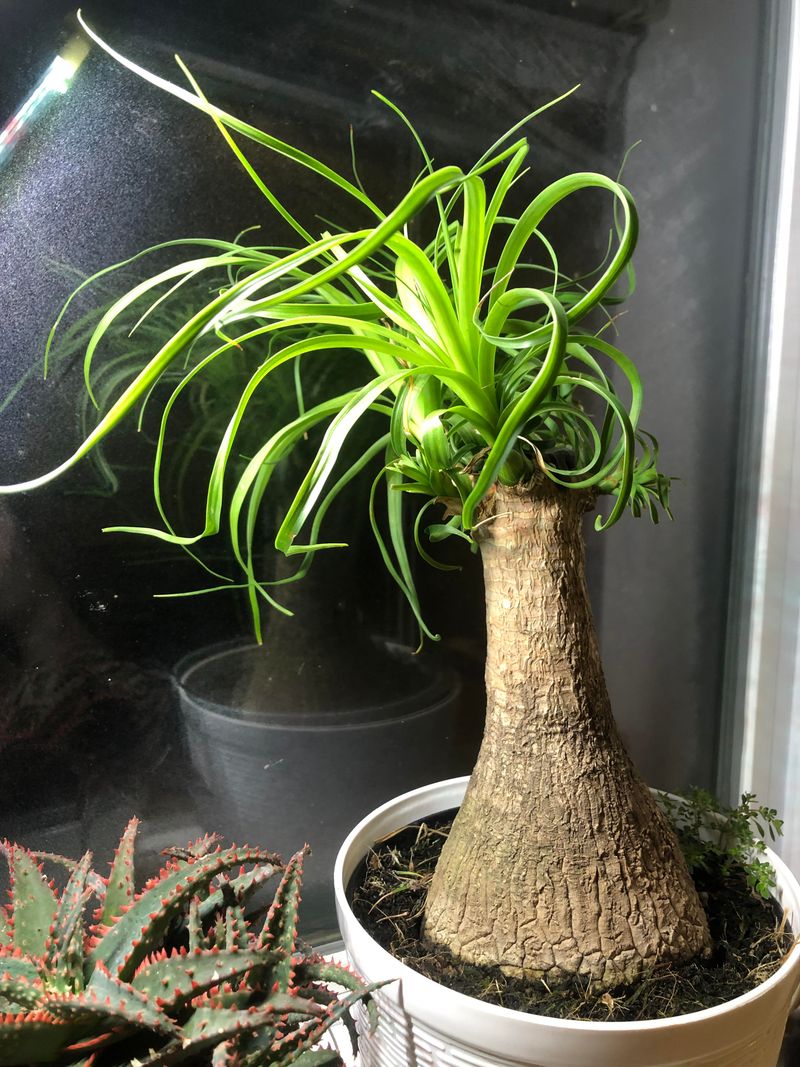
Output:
top-left (174, 639), bottom-right (460, 729)
top-left (333, 775), bottom-right (800, 1034)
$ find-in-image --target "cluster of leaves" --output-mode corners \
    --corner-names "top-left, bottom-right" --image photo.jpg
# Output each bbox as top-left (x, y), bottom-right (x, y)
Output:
top-left (0, 14), bottom-right (672, 642)
top-left (658, 789), bottom-right (784, 900)
top-left (1, 261), bottom-right (282, 502)
top-left (0, 821), bottom-right (375, 1066)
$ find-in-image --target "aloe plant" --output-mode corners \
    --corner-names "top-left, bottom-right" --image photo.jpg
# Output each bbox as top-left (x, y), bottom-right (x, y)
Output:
top-left (0, 16), bottom-right (712, 989)
top-left (0, 823), bottom-right (375, 1065)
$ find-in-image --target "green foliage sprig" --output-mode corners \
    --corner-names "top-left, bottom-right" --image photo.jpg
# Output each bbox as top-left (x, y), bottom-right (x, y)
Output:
top-left (658, 789), bottom-right (784, 900)
top-left (0, 14), bottom-right (672, 642)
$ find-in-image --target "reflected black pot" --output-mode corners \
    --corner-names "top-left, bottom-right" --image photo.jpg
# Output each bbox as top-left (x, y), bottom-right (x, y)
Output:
top-left (176, 639), bottom-right (463, 942)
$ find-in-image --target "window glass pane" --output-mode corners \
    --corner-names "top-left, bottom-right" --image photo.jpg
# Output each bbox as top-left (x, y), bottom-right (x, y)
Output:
top-left (0, 0), bottom-right (767, 941)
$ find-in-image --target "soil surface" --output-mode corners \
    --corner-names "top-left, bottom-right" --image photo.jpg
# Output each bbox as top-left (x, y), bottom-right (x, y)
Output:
top-left (348, 811), bottom-right (795, 1022)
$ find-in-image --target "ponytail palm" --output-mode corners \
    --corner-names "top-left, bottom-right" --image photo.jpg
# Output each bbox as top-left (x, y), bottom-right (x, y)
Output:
top-left (0, 16), bottom-right (711, 988)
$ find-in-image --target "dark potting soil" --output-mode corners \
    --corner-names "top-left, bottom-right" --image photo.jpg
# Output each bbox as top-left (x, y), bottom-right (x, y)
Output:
top-left (348, 811), bottom-right (795, 1022)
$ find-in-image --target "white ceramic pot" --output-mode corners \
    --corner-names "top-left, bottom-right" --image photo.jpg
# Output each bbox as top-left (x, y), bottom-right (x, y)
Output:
top-left (334, 777), bottom-right (800, 1067)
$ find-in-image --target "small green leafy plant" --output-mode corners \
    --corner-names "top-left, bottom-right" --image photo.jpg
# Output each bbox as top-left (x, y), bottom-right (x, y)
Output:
top-left (658, 789), bottom-right (784, 900)
top-left (0, 822), bottom-right (376, 1066)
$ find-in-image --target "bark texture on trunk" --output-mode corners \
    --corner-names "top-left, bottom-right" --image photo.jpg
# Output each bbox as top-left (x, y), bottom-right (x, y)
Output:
top-left (423, 481), bottom-right (711, 987)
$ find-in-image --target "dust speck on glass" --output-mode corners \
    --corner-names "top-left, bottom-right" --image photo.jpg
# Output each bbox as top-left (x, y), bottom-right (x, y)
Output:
top-left (0, 0), bottom-right (765, 940)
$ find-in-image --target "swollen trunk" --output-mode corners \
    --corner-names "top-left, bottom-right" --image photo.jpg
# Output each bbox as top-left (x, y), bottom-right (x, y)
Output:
top-left (423, 481), bottom-right (710, 987)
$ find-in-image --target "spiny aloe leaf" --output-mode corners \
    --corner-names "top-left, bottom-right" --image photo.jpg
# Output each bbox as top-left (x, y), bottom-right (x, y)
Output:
top-left (162, 832), bottom-right (223, 863)
top-left (187, 897), bottom-right (205, 953)
top-left (240, 1021), bottom-right (345, 1067)
top-left (100, 817), bottom-right (139, 927)
top-left (257, 848), bottom-right (308, 991)
top-left (0, 955), bottom-right (43, 986)
top-left (136, 997), bottom-right (319, 1066)
top-left (131, 948), bottom-right (279, 1010)
top-left (198, 859), bottom-right (282, 925)
top-left (234, 1027), bottom-right (291, 1067)
top-left (287, 1052), bottom-right (343, 1067)
top-left (211, 913), bottom-right (226, 951)
top-left (180, 997), bottom-right (319, 1041)
top-left (195, 987), bottom-right (254, 1013)
top-left (44, 851), bottom-right (92, 992)
top-left (2, 845), bottom-right (58, 958)
top-left (64, 1028), bottom-right (118, 1060)
top-left (269, 988), bottom-right (371, 1066)
top-left (0, 1009), bottom-right (88, 1064)
top-left (89, 845), bottom-right (278, 981)
top-left (294, 957), bottom-right (380, 1036)
top-left (224, 905), bottom-right (249, 952)
top-left (212, 1039), bottom-right (243, 1066)
top-left (0, 911), bottom-right (10, 950)
top-left (293, 957), bottom-right (368, 996)
top-left (48, 962), bottom-right (176, 1036)
top-left (30, 853), bottom-right (107, 902)
top-left (287, 987), bottom-right (357, 1063)
top-left (136, 857), bottom-right (184, 898)
top-left (0, 971), bottom-right (44, 1011)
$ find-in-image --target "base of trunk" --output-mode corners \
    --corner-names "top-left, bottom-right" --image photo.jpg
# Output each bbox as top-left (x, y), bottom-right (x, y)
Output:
top-left (423, 755), bottom-right (711, 986)
top-left (335, 776), bottom-right (800, 1067)
top-left (422, 481), bottom-right (711, 986)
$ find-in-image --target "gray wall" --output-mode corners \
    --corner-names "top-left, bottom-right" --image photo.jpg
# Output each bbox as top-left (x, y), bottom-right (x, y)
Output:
top-left (591, 1), bottom-right (763, 788)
